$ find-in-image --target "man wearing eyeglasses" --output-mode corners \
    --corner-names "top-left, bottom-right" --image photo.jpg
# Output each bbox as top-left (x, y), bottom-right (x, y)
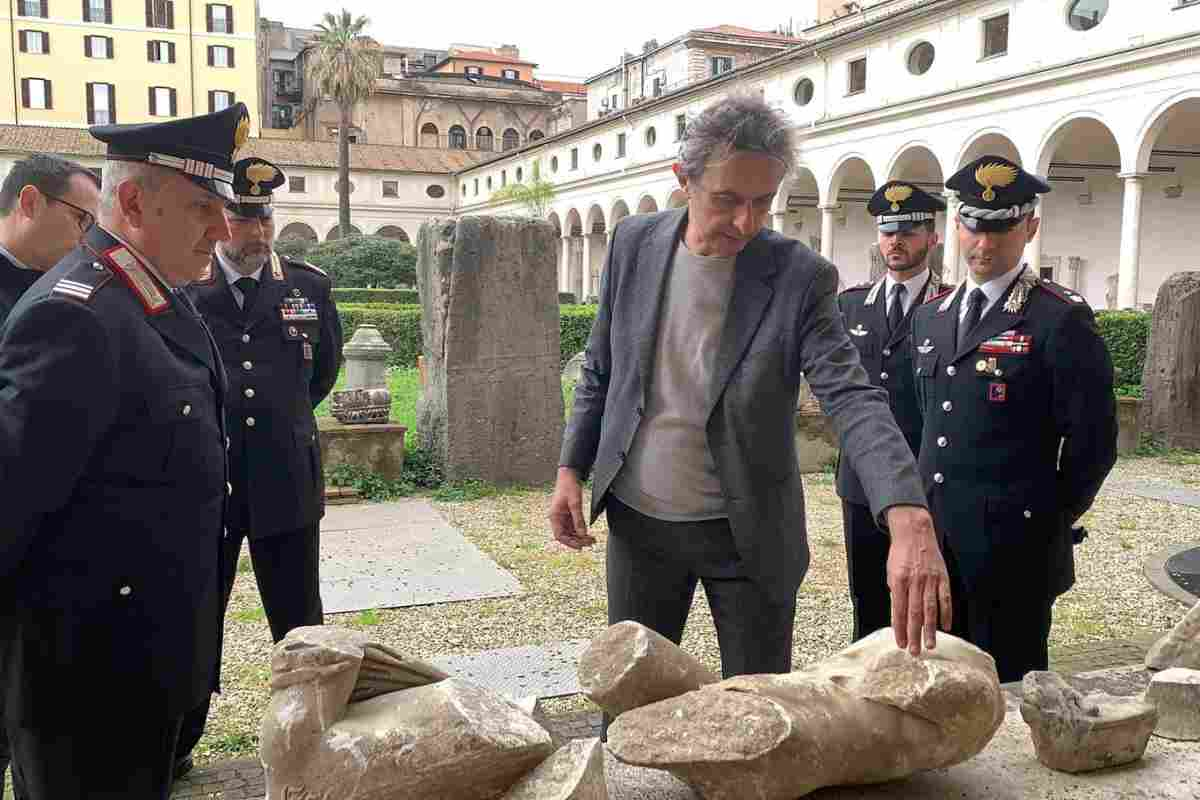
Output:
top-left (0, 153), bottom-right (98, 800)
top-left (0, 155), bottom-right (99, 319)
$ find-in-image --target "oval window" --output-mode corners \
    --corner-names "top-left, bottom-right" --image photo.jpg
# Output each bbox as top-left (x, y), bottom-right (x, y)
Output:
top-left (907, 42), bottom-right (935, 75)
top-left (426, 185), bottom-right (445, 198)
top-left (793, 78), bottom-right (814, 107)
top-left (486, 176), bottom-right (492, 190)
top-left (551, 156), bottom-right (559, 173)
top-left (645, 126), bottom-right (657, 146)
top-left (516, 167), bottom-right (524, 182)
top-left (1067, 0), bottom-right (1107, 31)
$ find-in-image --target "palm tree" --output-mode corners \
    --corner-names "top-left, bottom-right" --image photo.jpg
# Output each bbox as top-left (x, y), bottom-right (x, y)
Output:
top-left (304, 10), bottom-right (381, 239)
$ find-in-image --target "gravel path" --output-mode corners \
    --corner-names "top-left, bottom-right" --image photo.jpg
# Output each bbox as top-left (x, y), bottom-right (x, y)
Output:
top-left (189, 455), bottom-right (1194, 765)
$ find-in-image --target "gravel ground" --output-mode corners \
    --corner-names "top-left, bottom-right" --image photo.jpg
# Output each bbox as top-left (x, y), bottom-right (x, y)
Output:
top-left (180, 455), bottom-right (1196, 766)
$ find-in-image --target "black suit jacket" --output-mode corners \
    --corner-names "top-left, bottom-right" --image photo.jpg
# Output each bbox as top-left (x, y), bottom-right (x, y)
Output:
top-left (0, 250), bottom-right (40, 322)
top-left (560, 209), bottom-right (926, 601)
top-left (911, 267), bottom-right (1117, 600)
top-left (835, 274), bottom-right (948, 506)
top-left (0, 226), bottom-right (228, 724)
top-left (191, 252), bottom-right (343, 538)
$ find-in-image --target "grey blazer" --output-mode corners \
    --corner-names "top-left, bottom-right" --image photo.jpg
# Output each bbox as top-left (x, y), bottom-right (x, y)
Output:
top-left (560, 209), bottom-right (926, 602)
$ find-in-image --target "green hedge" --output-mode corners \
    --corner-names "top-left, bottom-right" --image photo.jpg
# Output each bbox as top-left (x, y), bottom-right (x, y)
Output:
top-left (338, 306), bottom-right (423, 368)
top-left (1095, 310), bottom-right (1151, 388)
top-left (560, 304), bottom-right (598, 366)
top-left (333, 288), bottom-right (418, 304)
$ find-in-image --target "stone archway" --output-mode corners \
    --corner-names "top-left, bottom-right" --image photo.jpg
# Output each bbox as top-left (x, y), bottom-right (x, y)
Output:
top-left (886, 144), bottom-right (947, 282)
top-left (584, 204), bottom-right (606, 302)
top-left (563, 208), bottom-right (583, 299)
top-left (636, 194), bottom-right (658, 214)
top-left (376, 225), bottom-right (411, 242)
top-left (420, 122), bottom-right (439, 148)
top-left (326, 224), bottom-right (362, 241)
top-left (278, 221), bottom-right (318, 242)
top-left (771, 165), bottom-right (820, 253)
top-left (823, 155), bottom-right (878, 286)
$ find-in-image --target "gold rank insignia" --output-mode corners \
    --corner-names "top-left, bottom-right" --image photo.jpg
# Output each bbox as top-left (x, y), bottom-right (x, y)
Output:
top-left (246, 162), bottom-right (277, 195)
top-left (233, 113), bottom-right (250, 156)
top-left (975, 162), bottom-right (1018, 203)
top-left (883, 183), bottom-right (913, 212)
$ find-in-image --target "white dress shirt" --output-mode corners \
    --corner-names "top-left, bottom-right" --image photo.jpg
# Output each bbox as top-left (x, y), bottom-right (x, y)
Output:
top-left (958, 263), bottom-right (1026, 324)
top-left (884, 267), bottom-right (930, 317)
top-left (217, 251), bottom-right (264, 309)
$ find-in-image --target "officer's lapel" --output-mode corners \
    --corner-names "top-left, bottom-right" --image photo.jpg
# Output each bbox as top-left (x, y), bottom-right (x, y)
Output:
top-left (952, 276), bottom-right (1027, 363)
top-left (706, 232), bottom-right (777, 420)
top-left (204, 257), bottom-right (243, 320)
top-left (886, 274), bottom-right (930, 349)
top-left (634, 210), bottom-right (684, 391)
top-left (929, 284), bottom-right (962, 363)
top-left (248, 252), bottom-right (288, 328)
top-left (145, 292), bottom-right (218, 376)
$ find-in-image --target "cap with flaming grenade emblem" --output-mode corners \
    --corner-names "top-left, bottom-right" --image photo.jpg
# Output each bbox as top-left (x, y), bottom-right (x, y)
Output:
top-left (946, 155), bottom-right (1051, 233)
top-left (866, 181), bottom-right (947, 233)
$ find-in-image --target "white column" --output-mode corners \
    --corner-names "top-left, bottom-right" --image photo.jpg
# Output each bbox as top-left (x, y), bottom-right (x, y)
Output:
top-left (941, 193), bottom-right (960, 284)
top-left (769, 212), bottom-right (786, 234)
top-left (580, 233), bottom-right (592, 302)
top-left (560, 235), bottom-right (571, 293)
top-left (1117, 172), bottom-right (1147, 309)
top-left (1025, 210), bottom-right (1044, 277)
top-left (819, 204), bottom-right (838, 262)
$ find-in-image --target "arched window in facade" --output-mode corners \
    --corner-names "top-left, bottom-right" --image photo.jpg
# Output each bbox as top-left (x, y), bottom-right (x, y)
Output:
top-left (502, 128), bottom-right (520, 151)
top-left (448, 125), bottom-right (467, 149)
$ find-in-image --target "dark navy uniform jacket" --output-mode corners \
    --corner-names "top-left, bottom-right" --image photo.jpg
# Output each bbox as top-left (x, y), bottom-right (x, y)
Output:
top-left (0, 226), bottom-right (228, 725)
top-left (910, 267), bottom-right (1117, 601)
top-left (835, 273), bottom-right (947, 507)
top-left (0, 251), bottom-right (40, 323)
top-left (190, 252), bottom-right (342, 538)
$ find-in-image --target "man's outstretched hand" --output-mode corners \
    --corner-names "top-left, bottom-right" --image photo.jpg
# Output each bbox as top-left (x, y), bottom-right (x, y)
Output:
top-left (548, 467), bottom-right (596, 549)
top-left (885, 505), bottom-right (952, 656)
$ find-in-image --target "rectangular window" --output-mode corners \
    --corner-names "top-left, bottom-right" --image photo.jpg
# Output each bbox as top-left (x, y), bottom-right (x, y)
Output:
top-left (18, 0), bottom-right (46, 17)
top-left (84, 0), bottom-right (111, 22)
top-left (464, 65), bottom-right (482, 76)
top-left (146, 0), bottom-right (174, 29)
top-left (983, 13), bottom-right (1009, 58)
top-left (710, 56), bottom-right (733, 76)
top-left (501, 170), bottom-right (507, 187)
top-left (206, 3), bottom-right (232, 33)
top-left (21, 78), bottom-right (51, 109)
top-left (19, 30), bottom-right (48, 54)
top-left (847, 57), bottom-right (867, 94)
top-left (288, 176), bottom-right (306, 193)
top-left (208, 45), bottom-right (234, 68)
top-left (652, 76), bottom-right (663, 97)
top-left (271, 104), bottom-right (292, 128)
top-left (616, 132), bottom-right (626, 158)
top-left (610, 93), bottom-right (618, 109)
top-left (147, 40), bottom-right (175, 63)
top-left (87, 82), bottom-right (114, 124)
top-left (473, 178), bottom-right (478, 196)
top-left (382, 180), bottom-right (398, 197)
top-left (85, 35), bottom-right (112, 58)
top-left (149, 85), bottom-right (176, 117)
top-left (675, 113), bottom-right (686, 141)
top-left (208, 90), bottom-right (233, 112)
top-left (424, 52), bottom-right (437, 67)
top-left (501, 68), bottom-right (517, 80)
top-left (570, 147), bottom-right (578, 170)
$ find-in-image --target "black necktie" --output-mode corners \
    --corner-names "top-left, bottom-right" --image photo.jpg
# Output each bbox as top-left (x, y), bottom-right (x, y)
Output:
top-left (958, 288), bottom-right (987, 349)
top-left (888, 283), bottom-right (906, 336)
top-left (234, 276), bottom-right (258, 315)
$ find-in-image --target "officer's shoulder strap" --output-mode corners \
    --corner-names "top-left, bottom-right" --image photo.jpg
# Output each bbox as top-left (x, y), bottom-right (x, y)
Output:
top-left (839, 281), bottom-right (873, 296)
top-left (50, 258), bottom-right (115, 305)
top-left (1036, 278), bottom-right (1089, 306)
top-left (924, 285), bottom-right (955, 305)
top-left (282, 254), bottom-right (328, 278)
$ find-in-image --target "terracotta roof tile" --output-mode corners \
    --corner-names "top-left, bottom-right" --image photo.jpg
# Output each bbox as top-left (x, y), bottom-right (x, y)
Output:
top-left (537, 80), bottom-right (586, 95)
top-left (444, 50), bottom-right (536, 66)
top-left (0, 125), bottom-right (486, 174)
top-left (695, 24), bottom-right (799, 43)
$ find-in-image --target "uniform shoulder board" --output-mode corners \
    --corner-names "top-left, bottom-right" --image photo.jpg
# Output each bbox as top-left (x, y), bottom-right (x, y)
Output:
top-left (924, 286), bottom-right (955, 305)
top-left (1037, 279), bottom-right (1088, 305)
top-left (50, 261), bottom-right (114, 304)
top-left (840, 281), bottom-right (873, 294)
top-left (285, 257), bottom-right (328, 278)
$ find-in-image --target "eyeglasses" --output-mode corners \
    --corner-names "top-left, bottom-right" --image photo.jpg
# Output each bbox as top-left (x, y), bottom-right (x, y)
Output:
top-left (44, 194), bottom-right (95, 235)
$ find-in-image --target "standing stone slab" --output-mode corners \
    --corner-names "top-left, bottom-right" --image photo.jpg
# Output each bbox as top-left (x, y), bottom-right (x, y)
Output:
top-left (1145, 668), bottom-right (1200, 740)
top-left (1146, 599), bottom-right (1200, 671)
top-left (417, 216), bottom-right (564, 485)
top-left (1139, 272), bottom-right (1200, 449)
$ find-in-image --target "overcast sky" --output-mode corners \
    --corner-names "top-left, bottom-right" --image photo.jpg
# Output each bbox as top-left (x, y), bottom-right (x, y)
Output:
top-left (257, 0), bottom-right (798, 79)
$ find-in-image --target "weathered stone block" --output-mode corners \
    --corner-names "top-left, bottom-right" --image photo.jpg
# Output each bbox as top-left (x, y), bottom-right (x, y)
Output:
top-left (1139, 272), bottom-right (1200, 449)
top-left (1145, 668), bottom-right (1200, 741)
top-left (417, 216), bottom-right (564, 485)
top-left (318, 422), bottom-right (407, 480)
top-left (1147, 600), bottom-right (1200, 671)
top-left (500, 737), bottom-right (607, 800)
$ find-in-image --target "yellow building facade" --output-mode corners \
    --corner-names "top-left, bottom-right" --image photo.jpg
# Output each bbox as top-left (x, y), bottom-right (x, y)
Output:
top-left (0, 0), bottom-right (259, 132)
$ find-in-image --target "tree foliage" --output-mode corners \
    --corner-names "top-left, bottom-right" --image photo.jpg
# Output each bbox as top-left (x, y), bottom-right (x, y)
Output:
top-left (303, 235), bottom-right (416, 288)
top-left (491, 161), bottom-right (556, 219)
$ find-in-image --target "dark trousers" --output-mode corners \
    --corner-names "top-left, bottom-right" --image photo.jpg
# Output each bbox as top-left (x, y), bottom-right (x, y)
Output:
top-left (176, 522), bottom-right (323, 761)
top-left (6, 715), bottom-right (182, 800)
top-left (605, 495), bottom-right (797, 678)
top-left (841, 500), bottom-right (891, 642)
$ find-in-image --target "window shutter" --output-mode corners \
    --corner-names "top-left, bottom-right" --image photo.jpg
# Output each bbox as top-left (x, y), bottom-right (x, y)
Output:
top-left (81, 0), bottom-right (88, 20)
top-left (43, 31), bottom-right (49, 53)
top-left (39, 0), bottom-right (47, 18)
top-left (147, 40), bottom-right (153, 60)
top-left (84, 35), bottom-right (89, 56)
top-left (108, 83), bottom-right (116, 122)
top-left (18, 31), bottom-right (26, 53)
top-left (86, 82), bottom-right (95, 123)
top-left (106, 36), bottom-right (112, 57)
top-left (168, 42), bottom-right (175, 62)
top-left (169, 88), bottom-right (176, 116)
top-left (104, 0), bottom-right (110, 22)
top-left (206, 45), bottom-right (213, 66)
top-left (225, 5), bottom-right (232, 34)
top-left (145, 0), bottom-right (151, 25)
top-left (228, 47), bottom-right (234, 68)
top-left (148, 86), bottom-right (155, 115)
top-left (207, 90), bottom-right (214, 113)
top-left (165, 1), bottom-right (173, 29)
top-left (45, 80), bottom-right (52, 109)
top-left (21, 79), bottom-right (29, 108)
top-left (205, 4), bottom-right (212, 32)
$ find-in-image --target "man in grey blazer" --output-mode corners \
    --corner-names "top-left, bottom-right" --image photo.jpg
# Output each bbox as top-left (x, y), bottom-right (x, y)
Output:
top-left (550, 94), bottom-right (951, 678)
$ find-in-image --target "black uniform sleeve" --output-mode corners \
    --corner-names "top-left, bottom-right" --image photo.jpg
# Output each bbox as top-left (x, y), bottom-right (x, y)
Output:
top-left (311, 278), bottom-right (343, 408)
top-left (0, 299), bottom-right (118, 579)
top-left (1050, 303), bottom-right (1117, 525)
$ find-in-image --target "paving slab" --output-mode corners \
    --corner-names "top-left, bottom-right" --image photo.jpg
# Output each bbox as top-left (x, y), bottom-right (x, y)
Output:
top-left (319, 499), bottom-right (523, 614)
top-left (431, 640), bottom-right (590, 703)
top-left (1103, 480), bottom-right (1200, 508)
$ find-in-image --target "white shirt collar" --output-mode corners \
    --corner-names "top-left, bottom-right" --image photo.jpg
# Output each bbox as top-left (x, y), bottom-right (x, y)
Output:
top-left (216, 249), bottom-right (263, 286)
top-left (102, 226), bottom-right (176, 289)
top-left (962, 263), bottom-right (1026, 319)
top-left (0, 243), bottom-right (35, 272)
top-left (884, 268), bottom-right (929, 313)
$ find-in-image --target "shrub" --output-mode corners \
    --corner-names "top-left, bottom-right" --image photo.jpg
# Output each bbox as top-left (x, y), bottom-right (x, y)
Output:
top-left (334, 288), bottom-right (418, 304)
top-left (558, 292), bottom-right (577, 304)
top-left (1095, 310), bottom-right (1151, 388)
top-left (304, 235), bottom-right (417, 288)
top-left (560, 304), bottom-right (598, 367)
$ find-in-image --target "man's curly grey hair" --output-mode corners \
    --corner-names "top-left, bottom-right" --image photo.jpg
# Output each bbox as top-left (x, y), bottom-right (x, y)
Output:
top-left (677, 93), bottom-right (796, 182)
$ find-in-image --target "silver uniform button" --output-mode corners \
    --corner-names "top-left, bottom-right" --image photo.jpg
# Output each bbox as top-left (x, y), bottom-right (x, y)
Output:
top-left (181, 403), bottom-right (191, 416)
top-left (227, 481), bottom-right (232, 495)
top-left (995, 369), bottom-right (1004, 377)
top-left (246, 417), bottom-right (256, 427)
top-left (241, 333), bottom-right (250, 343)
top-left (882, 348), bottom-right (891, 357)
top-left (937, 436), bottom-right (947, 447)
top-left (119, 585), bottom-right (132, 596)
top-left (244, 388), bottom-right (255, 399)
top-left (943, 401), bottom-right (953, 412)
top-left (1024, 510), bottom-right (1032, 519)
top-left (933, 472), bottom-right (945, 484)
top-left (880, 372), bottom-right (889, 380)
top-left (946, 365), bottom-right (957, 376)
top-left (242, 360), bottom-right (253, 370)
